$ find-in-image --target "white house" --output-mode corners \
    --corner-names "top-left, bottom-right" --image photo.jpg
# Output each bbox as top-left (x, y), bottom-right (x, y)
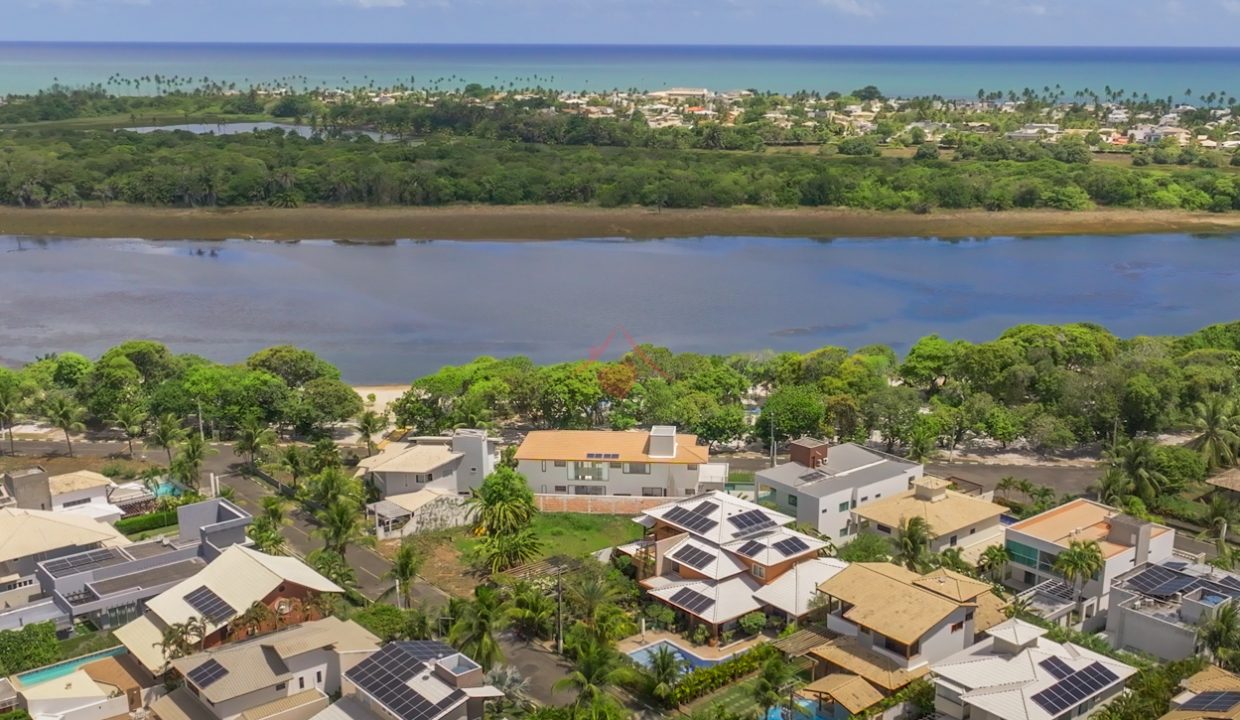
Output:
top-left (513, 426), bottom-right (727, 498)
top-left (756, 438), bottom-right (922, 540)
top-left (1106, 559), bottom-right (1240, 661)
top-left (930, 618), bottom-right (1136, 720)
top-left (356, 429), bottom-right (497, 499)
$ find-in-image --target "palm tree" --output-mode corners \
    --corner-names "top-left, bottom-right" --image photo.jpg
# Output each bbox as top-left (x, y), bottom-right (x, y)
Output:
top-left (381, 540), bottom-right (426, 609)
top-left (184, 615), bottom-right (209, 652)
top-left (893, 516), bottom-right (932, 571)
top-left (906, 422), bottom-right (938, 463)
top-left (42, 393), bottom-right (85, 457)
top-left (751, 655), bottom-right (797, 719)
top-left (506, 581), bottom-right (555, 641)
top-left (978, 544), bottom-right (1011, 583)
top-left (233, 601), bottom-right (276, 637)
top-left (271, 445), bottom-right (308, 488)
top-left (466, 467), bottom-right (537, 537)
top-left (1004, 593), bottom-right (1034, 619)
top-left (996, 476), bottom-right (1017, 502)
top-left (233, 416), bottom-right (276, 469)
top-left (476, 529), bottom-right (543, 574)
top-left (449, 585), bottom-right (507, 671)
top-left (110, 404), bottom-right (148, 458)
top-left (156, 622), bottom-right (195, 662)
top-left (1105, 438), bottom-right (1168, 505)
top-left (1189, 396), bottom-right (1240, 471)
top-left (247, 518), bottom-right (287, 555)
top-left (485, 666), bottom-right (533, 717)
top-left (173, 434), bottom-right (214, 490)
top-left (307, 549), bottom-right (358, 593)
top-left (0, 382), bottom-right (25, 456)
top-left (305, 467), bottom-right (363, 509)
top-left (1092, 467), bottom-right (1133, 507)
top-left (646, 644), bottom-right (688, 704)
top-left (1198, 602), bottom-right (1240, 669)
top-left (313, 499), bottom-right (375, 555)
top-left (148, 413), bottom-right (188, 466)
top-left (353, 410), bottom-right (388, 456)
top-left (1053, 539), bottom-right (1105, 613)
top-left (935, 547), bottom-right (972, 574)
top-left (309, 438), bottom-right (341, 473)
top-left (553, 638), bottom-right (633, 709)
top-left (1200, 495), bottom-right (1240, 547)
top-left (260, 495), bottom-right (290, 527)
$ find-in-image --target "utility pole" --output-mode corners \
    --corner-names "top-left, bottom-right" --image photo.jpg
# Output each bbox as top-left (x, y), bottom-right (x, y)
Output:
top-left (196, 399), bottom-right (205, 442)
top-left (770, 418), bottom-right (777, 468)
top-left (556, 573), bottom-right (564, 654)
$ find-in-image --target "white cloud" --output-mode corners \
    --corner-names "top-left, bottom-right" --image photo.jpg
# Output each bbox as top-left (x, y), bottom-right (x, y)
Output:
top-left (818, 0), bottom-right (878, 16)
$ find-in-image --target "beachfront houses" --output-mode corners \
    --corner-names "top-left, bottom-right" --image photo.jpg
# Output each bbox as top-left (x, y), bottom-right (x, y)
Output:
top-left (851, 476), bottom-right (1006, 563)
top-left (929, 618), bottom-right (1137, 720)
top-left (1157, 666), bottom-right (1240, 720)
top-left (151, 617), bottom-right (380, 720)
top-left (328, 641), bottom-right (502, 720)
top-left (1106, 558), bottom-right (1240, 661)
top-left (807, 563), bottom-right (1007, 709)
top-left (616, 490), bottom-right (843, 636)
top-left (115, 546), bottom-right (344, 675)
top-left (513, 426), bottom-right (728, 498)
top-left (1005, 498), bottom-right (1175, 630)
top-left (756, 438), bottom-right (923, 540)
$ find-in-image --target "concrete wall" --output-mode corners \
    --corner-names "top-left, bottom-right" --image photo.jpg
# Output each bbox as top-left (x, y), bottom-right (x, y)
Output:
top-left (517, 459), bottom-right (703, 498)
top-left (758, 467), bottom-right (920, 540)
top-left (1106, 586), bottom-right (1199, 661)
top-left (533, 494), bottom-right (670, 515)
top-left (928, 518), bottom-right (1003, 554)
top-left (24, 693), bottom-right (128, 720)
top-left (51, 486), bottom-right (111, 512)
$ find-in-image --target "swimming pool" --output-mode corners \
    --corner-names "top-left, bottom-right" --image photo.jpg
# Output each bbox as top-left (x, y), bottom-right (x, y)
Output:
top-left (766, 698), bottom-right (831, 720)
top-left (16, 646), bottom-right (127, 687)
top-left (154, 481), bottom-right (182, 498)
top-left (627, 639), bottom-right (743, 671)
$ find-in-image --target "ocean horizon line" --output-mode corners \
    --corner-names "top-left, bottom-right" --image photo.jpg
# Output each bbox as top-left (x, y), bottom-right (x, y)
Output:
top-left (1, 40), bottom-right (1240, 51)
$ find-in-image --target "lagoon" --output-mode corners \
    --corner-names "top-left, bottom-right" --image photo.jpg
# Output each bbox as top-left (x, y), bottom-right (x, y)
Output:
top-left (1, 234), bottom-right (1238, 384)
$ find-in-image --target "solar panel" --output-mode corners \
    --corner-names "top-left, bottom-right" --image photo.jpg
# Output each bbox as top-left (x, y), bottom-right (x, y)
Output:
top-left (728, 509), bottom-right (776, 535)
top-left (669, 587), bottom-right (715, 615)
top-left (1181, 691), bottom-right (1240, 712)
top-left (735, 540), bottom-right (765, 557)
top-left (1030, 662), bottom-right (1119, 716)
top-left (42, 548), bottom-right (127, 578)
top-left (606, 453), bottom-right (620, 460)
top-left (1149, 575), bottom-right (1199, 597)
top-left (663, 505), bottom-right (719, 535)
top-left (347, 643), bottom-right (465, 720)
top-left (772, 537), bottom-right (811, 557)
top-left (586, 453), bottom-right (599, 459)
top-left (184, 586), bottom-right (237, 624)
top-left (693, 501), bottom-right (719, 516)
top-left (1124, 565), bottom-right (1182, 595)
top-left (187, 659), bottom-right (229, 688)
top-left (672, 544), bottom-right (714, 570)
top-left (1039, 656), bottom-right (1073, 680)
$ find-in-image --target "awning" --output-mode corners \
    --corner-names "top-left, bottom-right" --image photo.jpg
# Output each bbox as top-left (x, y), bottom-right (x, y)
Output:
top-left (809, 637), bottom-right (928, 693)
top-left (113, 613), bottom-right (168, 674)
top-left (802, 673), bottom-right (884, 715)
top-left (366, 500), bottom-right (410, 520)
top-left (151, 687), bottom-right (216, 720)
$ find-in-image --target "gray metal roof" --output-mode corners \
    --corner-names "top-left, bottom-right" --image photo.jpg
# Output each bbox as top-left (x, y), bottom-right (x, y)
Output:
top-left (757, 443), bottom-right (917, 498)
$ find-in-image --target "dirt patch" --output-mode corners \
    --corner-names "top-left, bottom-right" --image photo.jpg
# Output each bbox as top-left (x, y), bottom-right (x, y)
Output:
top-left (0, 452), bottom-right (154, 477)
top-left (4, 206), bottom-right (1240, 241)
top-left (380, 531), bottom-right (481, 599)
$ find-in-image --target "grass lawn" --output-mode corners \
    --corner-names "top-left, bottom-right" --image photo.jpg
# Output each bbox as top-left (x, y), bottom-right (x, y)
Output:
top-left (687, 676), bottom-right (764, 718)
top-left (59, 629), bottom-right (119, 659)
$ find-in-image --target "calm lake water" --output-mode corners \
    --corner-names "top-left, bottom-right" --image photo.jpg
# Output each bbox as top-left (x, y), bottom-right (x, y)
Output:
top-left (2, 234), bottom-right (1239, 384)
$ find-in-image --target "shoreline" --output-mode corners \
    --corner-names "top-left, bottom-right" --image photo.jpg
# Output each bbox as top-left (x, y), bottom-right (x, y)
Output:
top-left (2, 206), bottom-right (1240, 241)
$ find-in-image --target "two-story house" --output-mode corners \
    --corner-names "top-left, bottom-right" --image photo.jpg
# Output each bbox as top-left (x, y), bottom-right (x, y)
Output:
top-left (1, 468), bottom-right (125, 521)
top-left (332, 641), bottom-right (503, 720)
top-left (115, 546), bottom-right (344, 675)
top-left (1157, 665), bottom-right (1240, 720)
top-left (930, 618), bottom-right (1136, 720)
top-left (514, 426), bottom-right (728, 498)
top-left (1107, 559), bottom-right (1240, 661)
top-left (756, 438), bottom-right (923, 541)
top-left (617, 491), bottom-right (843, 637)
top-left (808, 563), bottom-right (1007, 714)
top-left (851, 477), bottom-right (1006, 563)
top-left (150, 617), bottom-right (380, 720)
top-left (1005, 499), bottom-right (1175, 630)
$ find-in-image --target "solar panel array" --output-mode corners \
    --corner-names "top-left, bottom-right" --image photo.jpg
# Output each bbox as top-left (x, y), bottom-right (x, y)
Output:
top-left (772, 537), bottom-right (811, 557)
top-left (669, 587), bottom-right (715, 614)
top-left (693, 501), bottom-right (719, 516)
top-left (186, 659), bottom-right (229, 688)
top-left (1030, 662), bottom-right (1119, 716)
top-left (672, 544), bottom-right (714, 571)
top-left (735, 540), bottom-right (765, 558)
top-left (727, 509), bottom-right (776, 535)
top-left (184, 586), bottom-right (237, 624)
top-left (1181, 691), bottom-right (1240, 712)
top-left (663, 505), bottom-right (719, 534)
top-left (43, 548), bottom-right (127, 578)
top-left (1123, 564), bottom-right (1240, 601)
top-left (1039, 656), bottom-right (1073, 680)
top-left (346, 643), bottom-right (465, 720)
top-left (584, 453), bottom-right (620, 460)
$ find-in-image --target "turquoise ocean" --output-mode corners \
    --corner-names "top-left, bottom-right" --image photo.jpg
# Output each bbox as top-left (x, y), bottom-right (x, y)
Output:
top-left (0, 43), bottom-right (1237, 98)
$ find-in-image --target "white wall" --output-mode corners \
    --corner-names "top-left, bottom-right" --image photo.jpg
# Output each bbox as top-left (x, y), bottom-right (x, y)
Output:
top-left (51, 486), bottom-right (110, 511)
top-left (516, 460), bottom-right (702, 497)
top-left (25, 694), bottom-right (128, 720)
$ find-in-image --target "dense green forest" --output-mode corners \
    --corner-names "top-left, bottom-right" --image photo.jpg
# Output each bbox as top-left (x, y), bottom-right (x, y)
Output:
top-left (1, 128), bottom-right (1238, 211)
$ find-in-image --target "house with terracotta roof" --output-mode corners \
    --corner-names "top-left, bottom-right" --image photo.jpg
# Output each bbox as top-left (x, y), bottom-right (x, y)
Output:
top-left (513, 426), bottom-right (727, 498)
top-left (807, 562), bottom-right (1007, 712)
top-left (851, 476), bottom-right (1006, 564)
top-left (1005, 498), bottom-right (1175, 630)
top-left (929, 618), bottom-right (1136, 720)
top-left (616, 491), bottom-right (842, 637)
top-left (1159, 666), bottom-right (1240, 720)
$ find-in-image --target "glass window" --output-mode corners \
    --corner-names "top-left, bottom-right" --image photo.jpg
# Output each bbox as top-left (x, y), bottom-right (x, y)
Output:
top-left (641, 487), bottom-right (667, 497)
top-left (839, 527), bottom-right (849, 538)
top-left (838, 501), bottom-right (849, 512)
top-left (687, 464), bottom-right (699, 470)
top-left (1006, 540), bottom-right (1039, 569)
top-left (751, 565), bottom-right (766, 579)
top-left (788, 494), bottom-right (798, 507)
top-left (877, 524), bottom-right (891, 535)
top-left (628, 462), bottom-right (650, 475)
top-left (554, 460), bottom-right (567, 467)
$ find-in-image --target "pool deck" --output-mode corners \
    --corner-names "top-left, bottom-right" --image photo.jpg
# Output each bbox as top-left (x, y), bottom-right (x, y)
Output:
top-left (618, 629), bottom-right (768, 661)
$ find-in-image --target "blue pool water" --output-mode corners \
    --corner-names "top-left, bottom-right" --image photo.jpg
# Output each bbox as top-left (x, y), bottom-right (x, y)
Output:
top-left (767, 698), bottom-right (831, 720)
top-left (17, 646), bottom-right (127, 687)
top-left (154, 481), bottom-right (182, 498)
top-left (627, 640), bottom-right (739, 671)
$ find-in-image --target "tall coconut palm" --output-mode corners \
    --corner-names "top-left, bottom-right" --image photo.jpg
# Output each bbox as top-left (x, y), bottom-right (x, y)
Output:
top-left (156, 622), bottom-right (195, 662)
top-left (995, 476), bottom-right (1017, 502)
top-left (42, 393), bottom-right (85, 457)
top-left (148, 413), bottom-right (188, 466)
top-left (173, 434), bottom-right (214, 490)
top-left (247, 518), bottom-right (288, 555)
top-left (1092, 467), bottom-right (1133, 507)
top-left (353, 410), bottom-right (388, 457)
top-left (506, 581), bottom-right (555, 641)
top-left (233, 416), bottom-right (277, 469)
top-left (476, 528), bottom-right (543, 574)
top-left (309, 438), bottom-right (341, 474)
top-left (1198, 601), bottom-right (1240, 669)
top-left (1053, 539), bottom-right (1105, 610)
top-left (1104, 438), bottom-right (1167, 506)
top-left (893, 516), bottom-right (933, 571)
top-left (313, 499), bottom-right (375, 555)
top-left (466, 467), bottom-right (538, 537)
top-left (0, 382), bottom-right (24, 456)
top-left (110, 404), bottom-right (148, 458)
top-left (553, 638), bottom-right (633, 709)
top-left (1200, 495), bottom-right (1240, 547)
top-left (381, 540), bottom-right (426, 609)
top-left (305, 467), bottom-right (363, 509)
top-left (751, 655), bottom-right (798, 719)
top-left (646, 644), bottom-right (688, 704)
top-left (935, 547), bottom-right (972, 574)
top-left (272, 444), bottom-right (308, 488)
top-left (307, 549), bottom-right (358, 593)
top-left (260, 495), bottom-right (290, 527)
top-left (233, 601), bottom-right (275, 637)
top-left (449, 585), bottom-right (507, 671)
top-left (1189, 396), bottom-right (1240, 471)
top-left (978, 544), bottom-right (1011, 583)
top-left (567, 573), bottom-right (625, 628)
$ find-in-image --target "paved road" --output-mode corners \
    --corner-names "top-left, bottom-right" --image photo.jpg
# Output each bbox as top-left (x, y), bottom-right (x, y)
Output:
top-left (927, 461), bottom-right (1102, 497)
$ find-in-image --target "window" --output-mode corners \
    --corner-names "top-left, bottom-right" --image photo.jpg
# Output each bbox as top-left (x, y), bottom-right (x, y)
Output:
top-left (541, 461), bottom-right (548, 472)
top-left (949, 535), bottom-right (958, 547)
top-left (62, 497), bottom-right (91, 508)
top-left (951, 621), bottom-right (964, 633)
top-left (1006, 540), bottom-right (1039, 569)
top-left (838, 501), bottom-right (850, 513)
top-left (965, 610), bottom-right (974, 621)
top-left (876, 524), bottom-right (892, 535)
top-left (275, 683), bottom-right (287, 691)
top-left (554, 460), bottom-right (567, 468)
top-left (610, 462), bottom-right (622, 469)
top-left (839, 527), bottom-right (850, 538)
top-left (299, 677), bottom-right (305, 690)
top-left (860, 496), bottom-right (868, 503)
top-left (641, 487), bottom-right (667, 497)
top-left (875, 493), bottom-right (881, 499)
top-left (554, 485), bottom-right (568, 494)
top-left (573, 485), bottom-right (606, 496)
top-left (684, 489), bottom-right (695, 496)
top-left (788, 494), bottom-right (798, 507)
top-left (970, 528), bottom-right (976, 535)
top-left (316, 671), bottom-right (322, 684)
top-left (751, 565), bottom-right (766, 579)
top-left (687, 464), bottom-right (699, 471)
top-left (628, 462), bottom-right (650, 475)
top-left (851, 499), bottom-right (857, 509)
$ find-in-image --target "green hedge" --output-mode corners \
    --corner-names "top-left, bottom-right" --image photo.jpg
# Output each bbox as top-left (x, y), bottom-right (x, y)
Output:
top-left (115, 510), bottom-right (177, 535)
top-left (0, 710), bottom-right (32, 720)
top-left (0, 622), bottom-right (60, 675)
top-left (669, 642), bottom-right (779, 705)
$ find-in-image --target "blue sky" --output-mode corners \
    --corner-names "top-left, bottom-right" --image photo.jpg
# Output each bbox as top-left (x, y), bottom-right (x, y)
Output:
top-left (6, 0), bottom-right (1240, 45)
